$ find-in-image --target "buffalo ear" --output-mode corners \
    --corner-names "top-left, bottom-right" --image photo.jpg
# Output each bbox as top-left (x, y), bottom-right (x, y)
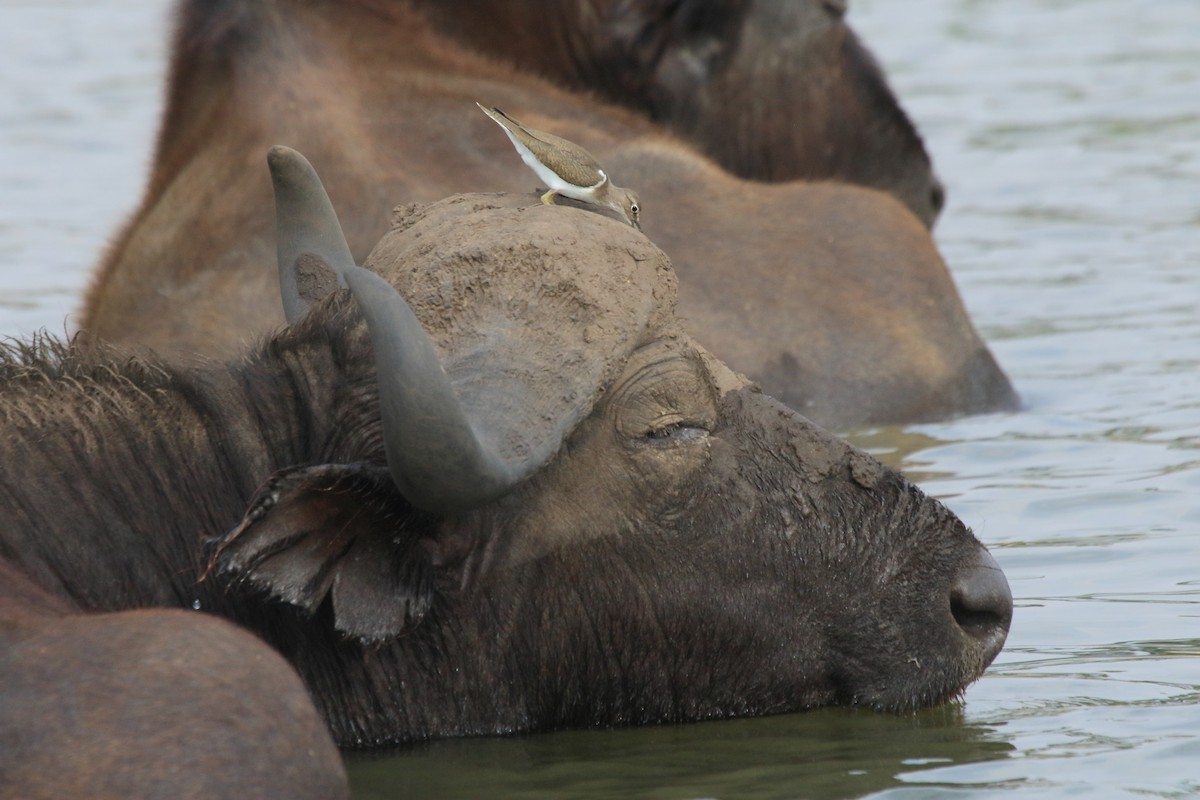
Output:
top-left (205, 463), bottom-right (434, 642)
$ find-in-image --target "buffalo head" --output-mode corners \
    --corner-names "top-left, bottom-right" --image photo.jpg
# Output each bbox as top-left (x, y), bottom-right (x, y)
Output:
top-left (209, 148), bottom-right (1011, 744)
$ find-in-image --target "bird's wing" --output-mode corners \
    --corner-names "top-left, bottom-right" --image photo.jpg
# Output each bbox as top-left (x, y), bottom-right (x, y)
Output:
top-left (483, 106), bottom-right (606, 189)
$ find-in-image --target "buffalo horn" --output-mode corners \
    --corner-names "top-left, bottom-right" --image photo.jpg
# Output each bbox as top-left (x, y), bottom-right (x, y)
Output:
top-left (267, 145), bottom-right (355, 323)
top-left (343, 266), bottom-right (548, 513)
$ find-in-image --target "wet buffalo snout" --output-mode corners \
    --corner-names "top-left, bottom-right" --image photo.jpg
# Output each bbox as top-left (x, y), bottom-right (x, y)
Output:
top-left (950, 548), bottom-right (1013, 658)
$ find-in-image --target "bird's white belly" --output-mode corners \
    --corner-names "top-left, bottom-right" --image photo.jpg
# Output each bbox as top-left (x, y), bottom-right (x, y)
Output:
top-left (506, 132), bottom-right (604, 201)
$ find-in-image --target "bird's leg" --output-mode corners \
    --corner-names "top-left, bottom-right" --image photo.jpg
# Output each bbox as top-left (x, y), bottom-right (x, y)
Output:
top-left (540, 190), bottom-right (558, 206)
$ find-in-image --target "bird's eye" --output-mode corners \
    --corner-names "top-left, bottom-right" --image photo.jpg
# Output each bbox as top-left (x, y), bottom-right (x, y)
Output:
top-left (631, 203), bottom-right (640, 215)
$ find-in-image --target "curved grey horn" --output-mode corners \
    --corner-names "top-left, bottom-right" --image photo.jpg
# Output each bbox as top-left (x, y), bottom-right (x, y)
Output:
top-left (343, 266), bottom-right (552, 513)
top-left (268, 145), bottom-right (355, 323)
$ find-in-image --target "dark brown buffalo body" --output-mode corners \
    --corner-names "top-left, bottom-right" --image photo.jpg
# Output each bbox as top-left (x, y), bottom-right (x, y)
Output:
top-left (416, 0), bottom-right (946, 224)
top-left (2, 154), bottom-right (1011, 764)
top-left (0, 564), bottom-right (349, 799)
top-left (80, 0), bottom-right (1017, 428)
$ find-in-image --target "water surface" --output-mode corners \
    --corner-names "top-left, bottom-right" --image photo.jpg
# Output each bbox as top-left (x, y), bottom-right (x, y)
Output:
top-left (1, 1), bottom-right (1197, 797)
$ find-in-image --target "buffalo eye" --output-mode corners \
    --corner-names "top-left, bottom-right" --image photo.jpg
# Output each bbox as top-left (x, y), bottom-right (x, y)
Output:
top-left (610, 343), bottom-right (718, 451)
top-left (642, 417), bottom-right (710, 446)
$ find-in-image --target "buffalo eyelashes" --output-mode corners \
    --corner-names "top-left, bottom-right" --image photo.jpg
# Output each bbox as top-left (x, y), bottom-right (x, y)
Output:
top-left (643, 421), bottom-right (709, 444)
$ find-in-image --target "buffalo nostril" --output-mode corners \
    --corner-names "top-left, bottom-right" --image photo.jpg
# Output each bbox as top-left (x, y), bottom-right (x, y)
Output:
top-left (950, 548), bottom-right (1013, 644)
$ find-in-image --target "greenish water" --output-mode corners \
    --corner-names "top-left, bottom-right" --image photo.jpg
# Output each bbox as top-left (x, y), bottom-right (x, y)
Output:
top-left (349, 709), bottom-right (1014, 799)
top-left (2, 0), bottom-right (1198, 797)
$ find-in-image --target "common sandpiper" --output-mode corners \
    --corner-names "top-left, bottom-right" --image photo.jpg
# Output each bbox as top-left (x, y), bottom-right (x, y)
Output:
top-left (477, 103), bottom-right (641, 229)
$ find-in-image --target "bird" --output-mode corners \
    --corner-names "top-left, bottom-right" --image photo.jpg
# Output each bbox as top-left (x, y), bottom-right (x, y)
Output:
top-left (477, 103), bottom-right (641, 229)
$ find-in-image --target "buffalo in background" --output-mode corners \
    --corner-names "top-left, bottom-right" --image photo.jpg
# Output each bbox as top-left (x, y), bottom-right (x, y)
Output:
top-left (413, 0), bottom-right (947, 225)
top-left (0, 148), bottom-right (1012, 796)
top-left (79, 0), bottom-right (1018, 427)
